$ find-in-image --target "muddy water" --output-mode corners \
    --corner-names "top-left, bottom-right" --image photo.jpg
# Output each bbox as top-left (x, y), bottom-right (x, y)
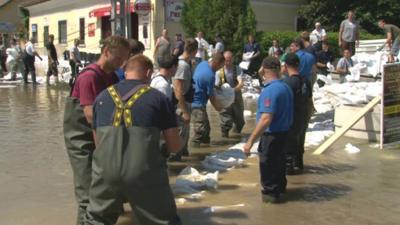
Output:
top-left (1, 85), bottom-right (400, 225)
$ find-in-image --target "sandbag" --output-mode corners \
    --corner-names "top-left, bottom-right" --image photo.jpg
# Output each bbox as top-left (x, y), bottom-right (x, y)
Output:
top-left (214, 83), bottom-right (235, 108)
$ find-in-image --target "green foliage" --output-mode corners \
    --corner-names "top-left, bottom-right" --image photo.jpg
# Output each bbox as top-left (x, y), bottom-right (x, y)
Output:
top-left (257, 31), bottom-right (384, 59)
top-left (181, 0), bottom-right (257, 61)
top-left (18, 7), bottom-right (29, 39)
top-left (298, 0), bottom-right (400, 35)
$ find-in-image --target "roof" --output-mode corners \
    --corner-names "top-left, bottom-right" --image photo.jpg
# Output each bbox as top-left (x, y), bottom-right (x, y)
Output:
top-left (19, 0), bottom-right (50, 7)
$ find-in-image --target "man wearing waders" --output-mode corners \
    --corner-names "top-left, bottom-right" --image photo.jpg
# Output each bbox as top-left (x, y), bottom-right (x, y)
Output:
top-left (84, 55), bottom-right (182, 225)
top-left (63, 36), bottom-right (130, 225)
top-left (215, 51), bottom-right (245, 138)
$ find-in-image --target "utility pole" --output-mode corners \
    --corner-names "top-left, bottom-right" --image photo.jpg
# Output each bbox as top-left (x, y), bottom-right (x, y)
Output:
top-left (110, 0), bottom-right (126, 37)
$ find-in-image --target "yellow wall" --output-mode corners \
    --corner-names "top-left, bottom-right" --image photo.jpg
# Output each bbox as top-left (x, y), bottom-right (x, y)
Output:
top-left (29, 5), bottom-right (105, 55)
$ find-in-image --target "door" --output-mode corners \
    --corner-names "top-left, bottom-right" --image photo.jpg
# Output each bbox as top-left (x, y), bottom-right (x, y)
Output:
top-left (43, 26), bottom-right (49, 46)
top-left (130, 12), bottom-right (139, 40)
top-left (101, 16), bottom-right (112, 40)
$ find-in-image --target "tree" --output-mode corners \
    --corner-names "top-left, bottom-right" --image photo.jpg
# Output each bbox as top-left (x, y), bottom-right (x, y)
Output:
top-left (298, 0), bottom-right (400, 35)
top-left (181, 0), bottom-right (257, 61)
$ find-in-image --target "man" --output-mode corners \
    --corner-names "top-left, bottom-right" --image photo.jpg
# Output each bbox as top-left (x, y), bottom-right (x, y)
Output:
top-left (191, 53), bottom-right (224, 147)
top-left (70, 39), bottom-right (82, 81)
top-left (378, 19), bottom-right (400, 63)
top-left (6, 39), bottom-right (22, 81)
top-left (84, 55), bottom-right (182, 225)
top-left (151, 55), bottom-right (178, 101)
top-left (46, 34), bottom-right (59, 85)
top-left (154, 28), bottom-right (171, 67)
top-left (116, 39), bottom-right (145, 81)
top-left (214, 34), bottom-right (224, 53)
top-left (0, 39), bottom-right (6, 78)
top-left (63, 36), bottom-right (130, 225)
top-left (301, 31), bottom-right (317, 58)
top-left (215, 51), bottom-right (245, 138)
top-left (268, 40), bottom-right (283, 57)
top-left (336, 49), bottom-right (354, 82)
top-left (290, 38), bottom-right (315, 172)
top-left (282, 53), bottom-right (307, 175)
top-left (171, 38), bottom-right (198, 161)
top-left (316, 41), bottom-right (334, 76)
top-left (243, 56), bottom-right (293, 203)
top-left (23, 37), bottom-right (42, 84)
top-left (243, 34), bottom-right (261, 76)
top-left (311, 22), bottom-right (327, 45)
top-left (339, 10), bottom-right (360, 56)
top-left (195, 31), bottom-right (209, 64)
top-left (172, 33), bottom-right (185, 57)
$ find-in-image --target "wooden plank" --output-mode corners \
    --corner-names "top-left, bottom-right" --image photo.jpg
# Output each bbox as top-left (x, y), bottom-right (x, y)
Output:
top-left (313, 96), bottom-right (381, 155)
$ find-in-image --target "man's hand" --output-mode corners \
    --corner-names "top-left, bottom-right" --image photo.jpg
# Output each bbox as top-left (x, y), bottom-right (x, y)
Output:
top-left (243, 141), bottom-right (253, 157)
top-left (182, 111), bottom-right (190, 124)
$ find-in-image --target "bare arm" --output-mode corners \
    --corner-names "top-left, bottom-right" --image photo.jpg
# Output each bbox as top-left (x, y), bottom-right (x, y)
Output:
top-left (153, 38), bottom-right (160, 58)
top-left (163, 127), bottom-right (182, 153)
top-left (234, 77), bottom-right (244, 92)
top-left (173, 79), bottom-right (190, 123)
top-left (387, 32), bottom-right (393, 47)
top-left (173, 47), bottom-right (180, 56)
top-left (83, 105), bottom-right (93, 125)
top-left (209, 95), bottom-right (222, 112)
top-left (243, 113), bottom-right (273, 154)
top-left (338, 24), bottom-right (344, 45)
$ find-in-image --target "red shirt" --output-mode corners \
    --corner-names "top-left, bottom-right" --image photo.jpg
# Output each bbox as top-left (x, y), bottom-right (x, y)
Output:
top-left (71, 64), bottom-right (119, 106)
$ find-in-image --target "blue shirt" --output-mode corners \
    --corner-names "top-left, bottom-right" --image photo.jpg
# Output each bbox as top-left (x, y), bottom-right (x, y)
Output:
top-left (115, 68), bottom-right (125, 81)
top-left (296, 50), bottom-right (315, 81)
top-left (192, 61), bottom-right (216, 107)
top-left (244, 42), bottom-right (261, 54)
top-left (256, 79), bottom-right (293, 133)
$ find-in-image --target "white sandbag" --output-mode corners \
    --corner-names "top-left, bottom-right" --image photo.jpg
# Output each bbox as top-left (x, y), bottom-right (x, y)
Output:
top-left (243, 110), bottom-right (252, 117)
top-left (344, 143), bottom-right (360, 154)
top-left (175, 167), bottom-right (219, 194)
top-left (214, 83), bottom-right (235, 109)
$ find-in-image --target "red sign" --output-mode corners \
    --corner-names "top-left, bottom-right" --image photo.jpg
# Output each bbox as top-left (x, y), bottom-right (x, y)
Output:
top-left (134, 0), bottom-right (151, 15)
top-left (88, 23), bottom-right (95, 37)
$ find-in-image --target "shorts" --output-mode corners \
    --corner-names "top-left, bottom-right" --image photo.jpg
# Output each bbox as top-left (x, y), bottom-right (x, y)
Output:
top-left (391, 36), bottom-right (400, 56)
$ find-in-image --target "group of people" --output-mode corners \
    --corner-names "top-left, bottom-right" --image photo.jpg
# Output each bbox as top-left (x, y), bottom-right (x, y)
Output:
top-left (59, 9), bottom-right (400, 225)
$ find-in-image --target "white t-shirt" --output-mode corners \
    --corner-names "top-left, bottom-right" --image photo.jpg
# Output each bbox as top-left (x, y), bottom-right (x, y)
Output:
top-left (195, 37), bottom-right (209, 59)
top-left (215, 65), bottom-right (243, 87)
top-left (311, 28), bottom-right (326, 43)
top-left (150, 75), bottom-right (173, 101)
top-left (25, 41), bottom-right (35, 56)
top-left (6, 47), bottom-right (20, 64)
top-left (69, 46), bottom-right (81, 61)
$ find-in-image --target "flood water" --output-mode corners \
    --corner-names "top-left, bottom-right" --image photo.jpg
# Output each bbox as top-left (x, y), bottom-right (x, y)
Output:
top-left (1, 84), bottom-right (400, 225)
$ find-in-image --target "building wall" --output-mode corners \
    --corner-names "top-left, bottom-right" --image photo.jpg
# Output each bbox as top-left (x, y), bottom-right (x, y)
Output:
top-left (0, 0), bottom-right (25, 34)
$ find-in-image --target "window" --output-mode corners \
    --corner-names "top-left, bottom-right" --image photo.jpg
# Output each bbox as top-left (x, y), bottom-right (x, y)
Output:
top-left (58, 20), bottom-right (67, 44)
top-left (79, 18), bottom-right (85, 44)
top-left (43, 26), bottom-right (49, 46)
top-left (31, 24), bottom-right (38, 43)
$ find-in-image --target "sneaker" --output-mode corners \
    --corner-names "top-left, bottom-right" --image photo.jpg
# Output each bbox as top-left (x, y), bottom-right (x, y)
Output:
top-left (262, 194), bottom-right (280, 204)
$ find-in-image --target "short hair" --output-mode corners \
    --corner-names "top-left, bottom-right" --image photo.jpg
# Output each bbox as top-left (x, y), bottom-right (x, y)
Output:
top-left (49, 34), bottom-right (54, 39)
top-left (125, 54), bottom-right (153, 73)
top-left (128, 39), bottom-right (145, 55)
top-left (100, 36), bottom-right (130, 54)
top-left (378, 19), bottom-right (385, 23)
top-left (301, 31), bottom-right (310, 42)
top-left (158, 55), bottom-right (178, 69)
top-left (284, 53), bottom-right (300, 68)
top-left (322, 41), bottom-right (329, 46)
top-left (293, 37), bottom-right (305, 49)
top-left (262, 56), bottom-right (281, 71)
top-left (184, 38), bottom-right (198, 53)
top-left (176, 33), bottom-right (182, 37)
top-left (211, 52), bottom-right (225, 64)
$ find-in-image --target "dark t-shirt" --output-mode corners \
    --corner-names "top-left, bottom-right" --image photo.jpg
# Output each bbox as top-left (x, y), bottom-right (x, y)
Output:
top-left (316, 50), bottom-right (334, 66)
top-left (283, 75), bottom-right (304, 113)
top-left (244, 42), bottom-right (261, 54)
top-left (174, 40), bottom-right (185, 57)
top-left (384, 24), bottom-right (400, 39)
top-left (71, 64), bottom-right (119, 106)
top-left (93, 79), bottom-right (177, 130)
top-left (46, 42), bottom-right (58, 61)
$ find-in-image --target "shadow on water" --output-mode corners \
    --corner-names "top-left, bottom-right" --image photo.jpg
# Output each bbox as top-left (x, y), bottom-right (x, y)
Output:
top-left (285, 183), bottom-right (352, 203)
top-left (302, 164), bottom-right (357, 175)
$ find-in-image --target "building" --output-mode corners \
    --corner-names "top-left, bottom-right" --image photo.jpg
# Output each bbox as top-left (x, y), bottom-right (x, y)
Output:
top-left (23, 0), bottom-right (304, 59)
top-left (0, 0), bottom-right (32, 44)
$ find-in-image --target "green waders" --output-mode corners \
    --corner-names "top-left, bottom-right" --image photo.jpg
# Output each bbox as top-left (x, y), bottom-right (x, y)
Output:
top-left (85, 85), bottom-right (181, 225)
top-left (63, 97), bottom-right (95, 225)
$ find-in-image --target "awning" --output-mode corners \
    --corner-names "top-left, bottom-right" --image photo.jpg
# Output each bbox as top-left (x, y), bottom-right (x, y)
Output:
top-left (89, 3), bottom-right (135, 18)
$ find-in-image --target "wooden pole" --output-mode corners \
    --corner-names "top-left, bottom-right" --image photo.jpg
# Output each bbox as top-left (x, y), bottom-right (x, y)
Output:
top-left (313, 96), bottom-right (381, 155)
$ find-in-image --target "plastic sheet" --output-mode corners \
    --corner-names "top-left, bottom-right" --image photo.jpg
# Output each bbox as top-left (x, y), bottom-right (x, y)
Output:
top-left (174, 167), bottom-right (219, 195)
